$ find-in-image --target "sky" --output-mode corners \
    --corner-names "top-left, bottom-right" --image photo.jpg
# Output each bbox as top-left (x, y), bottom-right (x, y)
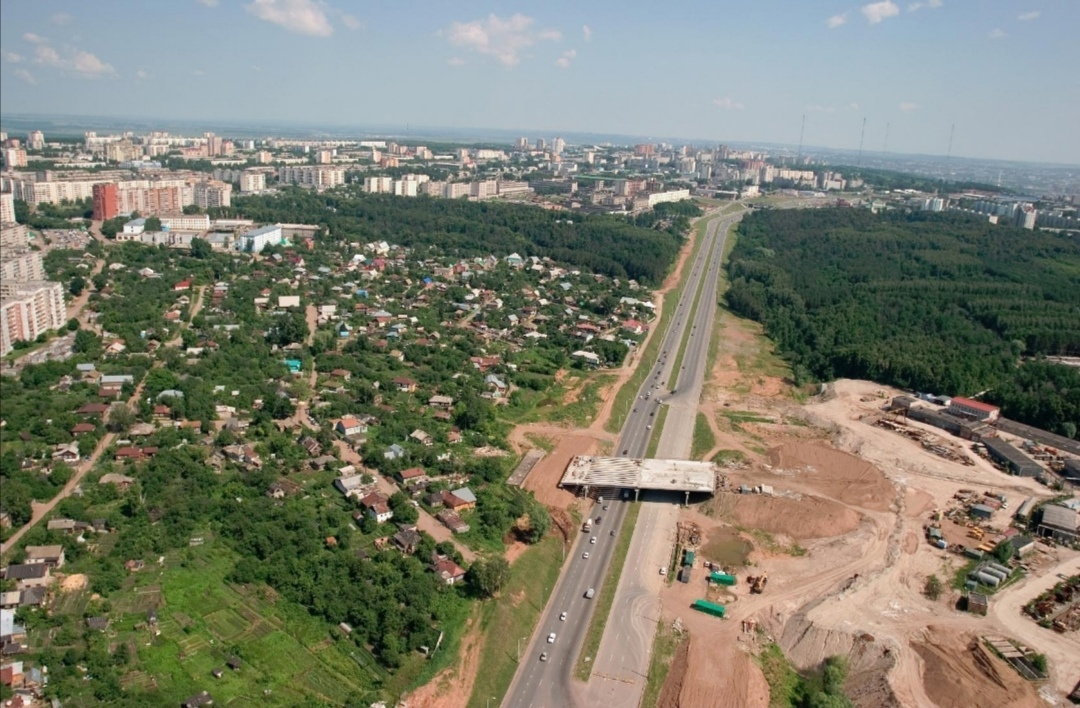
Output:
top-left (1, 0), bottom-right (1078, 164)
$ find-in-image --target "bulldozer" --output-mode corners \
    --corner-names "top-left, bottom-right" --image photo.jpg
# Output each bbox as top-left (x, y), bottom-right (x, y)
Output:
top-left (747, 571), bottom-right (768, 594)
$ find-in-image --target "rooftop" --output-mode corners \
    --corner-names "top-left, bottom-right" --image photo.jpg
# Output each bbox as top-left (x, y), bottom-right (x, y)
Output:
top-left (559, 455), bottom-right (717, 494)
top-left (950, 396), bottom-right (999, 413)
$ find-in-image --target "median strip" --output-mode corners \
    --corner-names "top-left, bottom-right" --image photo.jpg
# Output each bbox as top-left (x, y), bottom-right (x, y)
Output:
top-left (667, 227), bottom-right (718, 390)
top-left (645, 406), bottom-right (669, 458)
top-left (572, 501), bottom-right (642, 681)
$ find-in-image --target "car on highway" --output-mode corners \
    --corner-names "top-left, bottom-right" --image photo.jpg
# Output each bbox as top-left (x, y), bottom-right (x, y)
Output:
top-left (547, 633), bottom-right (556, 644)
top-left (540, 652), bottom-right (548, 662)
top-left (560, 612), bottom-right (567, 621)
top-left (582, 552), bottom-right (590, 559)
top-left (585, 588), bottom-right (595, 599)
top-left (595, 517), bottom-right (602, 524)
top-left (646, 425), bottom-right (652, 430)
top-left (590, 537), bottom-right (597, 544)
top-left (622, 449), bottom-right (628, 455)
top-left (603, 504), bottom-right (609, 510)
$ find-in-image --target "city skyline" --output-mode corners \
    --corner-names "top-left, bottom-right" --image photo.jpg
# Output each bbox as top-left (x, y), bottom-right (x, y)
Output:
top-left (1, 0), bottom-right (1078, 165)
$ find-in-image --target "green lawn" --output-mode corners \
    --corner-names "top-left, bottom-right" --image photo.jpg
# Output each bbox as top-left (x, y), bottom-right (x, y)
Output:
top-left (467, 535), bottom-right (565, 708)
top-left (691, 413), bottom-right (716, 460)
top-left (573, 502), bottom-right (641, 680)
top-left (645, 406), bottom-right (669, 458)
top-left (606, 215), bottom-right (719, 434)
top-left (641, 620), bottom-right (684, 708)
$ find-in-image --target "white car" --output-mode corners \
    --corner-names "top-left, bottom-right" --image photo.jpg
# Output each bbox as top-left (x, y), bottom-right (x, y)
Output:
top-left (559, 612), bottom-right (567, 621)
top-left (547, 633), bottom-right (557, 644)
top-left (590, 537), bottom-right (597, 544)
top-left (660, 567), bottom-right (667, 576)
top-left (646, 425), bottom-right (652, 430)
top-left (540, 652), bottom-right (548, 662)
top-left (582, 552), bottom-right (590, 559)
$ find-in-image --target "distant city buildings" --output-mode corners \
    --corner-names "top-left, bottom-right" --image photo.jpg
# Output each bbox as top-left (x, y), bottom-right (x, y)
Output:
top-left (0, 191), bottom-right (15, 225)
top-left (240, 171), bottom-right (267, 193)
top-left (194, 180), bottom-right (232, 209)
top-left (27, 131), bottom-right (45, 151)
top-left (3, 147), bottom-right (28, 169)
top-left (0, 248), bottom-right (65, 356)
top-left (278, 165), bottom-right (345, 190)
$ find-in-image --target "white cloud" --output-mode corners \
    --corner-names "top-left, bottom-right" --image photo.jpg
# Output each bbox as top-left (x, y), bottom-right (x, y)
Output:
top-left (447, 57), bottom-right (466, 66)
top-left (342, 14), bottom-right (362, 30)
top-left (861, 1), bottom-right (900, 24)
top-left (50, 12), bottom-right (74, 25)
top-left (23, 33), bottom-right (47, 44)
top-left (2, 49), bottom-right (25, 63)
top-left (899, 101), bottom-right (919, 111)
top-left (135, 69), bottom-right (149, 80)
top-left (252, 64), bottom-right (263, 71)
top-left (713, 96), bottom-right (745, 111)
top-left (1017, 11), bottom-right (1040, 21)
top-left (444, 14), bottom-right (561, 67)
top-left (826, 13), bottom-right (848, 28)
top-left (33, 43), bottom-right (115, 77)
top-left (194, 69), bottom-right (206, 76)
top-left (246, 0), bottom-right (334, 37)
top-left (582, 25), bottom-right (592, 42)
top-left (908, 0), bottom-right (942, 12)
top-left (15, 69), bottom-right (37, 85)
top-left (556, 49), bottom-right (576, 69)
top-left (806, 105), bottom-right (836, 113)
top-left (197, 0), bottom-right (220, 6)
top-left (988, 28), bottom-right (1007, 39)
top-left (849, 102), bottom-right (860, 110)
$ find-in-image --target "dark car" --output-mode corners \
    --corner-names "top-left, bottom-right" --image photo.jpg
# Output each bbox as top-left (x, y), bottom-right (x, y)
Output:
top-left (595, 517), bottom-right (602, 525)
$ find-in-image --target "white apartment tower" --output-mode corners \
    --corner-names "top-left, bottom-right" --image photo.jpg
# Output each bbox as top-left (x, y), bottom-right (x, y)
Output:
top-left (0, 191), bottom-right (15, 225)
top-left (239, 171), bottom-right (267, 193)
top-left (27, 131), bottom-right (45, 151)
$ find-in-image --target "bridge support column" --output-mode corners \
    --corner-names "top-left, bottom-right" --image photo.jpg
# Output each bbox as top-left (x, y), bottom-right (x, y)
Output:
top-left (685, 490), bottom-right (690, 506)
top-left (634, 488), bottom-right (640, 502)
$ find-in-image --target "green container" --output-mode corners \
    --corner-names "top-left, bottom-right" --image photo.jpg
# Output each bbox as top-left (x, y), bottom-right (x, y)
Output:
top-left (691, 599), bottom-right (726, 618)
top-left (709, 572), bottom-right (736, 586)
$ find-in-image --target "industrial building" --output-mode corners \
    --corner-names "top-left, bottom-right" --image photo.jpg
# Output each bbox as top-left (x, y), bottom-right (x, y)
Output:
top-left (1037, 505), bottom-right (1079, 544)
top-left (981, 437), bottom-right (1042, 477)
top-left (947, 397), bottom-right (1000, 423)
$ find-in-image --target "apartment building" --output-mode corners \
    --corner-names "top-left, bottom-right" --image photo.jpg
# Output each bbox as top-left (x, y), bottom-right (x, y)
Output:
top-left (236, 224), bottom-right (283, 253)
top-left (27, 131), bottom-right (45, 151)
top-left (161, 214), bottom-right (210, 231)
top-left (0, 191), bottom-right (14, 225)
top-left (14, 177), bottom-right (105, 206)
top-left (0, 250), bottom-right (45, 283)
top-left (0, 224), bottom-right (29, 250)
top-left (0, 281), bottom-right (66, 355)
top-left (364, 176), bottom-right (393, 194)
top-left (194, 180), bottom-right (232, 209)
top-left (278, 166), bottom-right (345, 190)
top-left (239, 171), bottom-right (266, 193)
top-left (2, 147), bottom-right (28, 169)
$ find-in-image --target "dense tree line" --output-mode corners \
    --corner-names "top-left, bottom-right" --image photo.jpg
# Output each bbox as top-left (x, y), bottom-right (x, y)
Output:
top-left (726, 208), bottom-right (1080, 435)
top-left (231, 187), bottom-right (683, 284)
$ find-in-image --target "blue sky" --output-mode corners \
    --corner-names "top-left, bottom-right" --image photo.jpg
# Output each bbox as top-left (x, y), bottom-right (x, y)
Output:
top-left (1, 0), bottom-right (1077, 164)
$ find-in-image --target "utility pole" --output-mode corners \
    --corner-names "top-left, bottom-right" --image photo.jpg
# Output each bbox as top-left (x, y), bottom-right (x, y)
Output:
top-left (796, 114), bottom-right (806, 164)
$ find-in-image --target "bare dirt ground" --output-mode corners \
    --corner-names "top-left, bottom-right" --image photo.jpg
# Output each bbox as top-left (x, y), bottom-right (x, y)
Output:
top-left (60, 573), bottom-right (88, 592)
top-left (913, 626), bottom-right (1040, 708)
top-left (711, 493), bottom-right (862, 541)
top-left (520, 434), bottom-right (595, 511)
top-left (405, 612), bottom-right (484, 708)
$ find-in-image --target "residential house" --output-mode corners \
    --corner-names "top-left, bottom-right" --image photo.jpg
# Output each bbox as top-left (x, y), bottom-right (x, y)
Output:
top-left (223, 444), bottom-right (262, 468)
top-left (485, 374), bottom-right (508, 398)
top-left (334, 474), bottom-right (367, 500)
top-left (571, 350), bottom-right (601, 367)
top-left (449, 487), bottom-right (477, 508)
top-left (330, 369), bottom-right (352, 380)
top-left (99, 473), bottom-right (135, 489)
top-left (298, 436), bottom-right (322, 457)
top-left (428, 395), bottom-right (454, 409)
top-left (335, 416), bottom-right (366, 437)
top-left (392, 528), bottom-right (422, 554)
top-left (71, 422), bottom-right (96, 436)
top-left (398, 467), bottom-right (427, 485)
top-left (46, 519), bottom-right (89, 534)
top-left (0, 565), bottom-right (50, 590)
top-left (436, 509), bottom-right (470, 534)
top-left (441, 489), bottom-right (475, 511)
top-left (76, 402), bottom-right (109, 416)
top-left (410, 429), bottom-right (434, 446)
top-left (448, 429), bottom-right (463, 444)
top-left (52, 443), bottom-right (81, 463)
top-left (393, 377), bottom-right (417, 393)
top-left (384, 444), bottom-right (405, 460)
top-left (432, 557), bottom-right (467, 586)
top-left (23, 545), bottom-right (65, 569)
top-left (359, 493), bottom-right (394, 524)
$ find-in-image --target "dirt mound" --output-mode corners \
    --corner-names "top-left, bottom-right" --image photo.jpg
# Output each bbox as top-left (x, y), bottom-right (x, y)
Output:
top-left (913, 627), bottom-right (1039, 708)
top-left (715, 493), bottom-right (861, 540)
top-left (657, 633), bottom-right (690, 708)
top-left (766, 442), bottom-right (894, 512)
top-left (522, 434), bottom-right (594, 509)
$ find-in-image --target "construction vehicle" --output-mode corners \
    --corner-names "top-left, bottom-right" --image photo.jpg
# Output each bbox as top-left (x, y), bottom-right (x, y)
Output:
top-left (747, 571), bottom-right (768, 594)
top-left (967, 528), bottom-right (985, 540)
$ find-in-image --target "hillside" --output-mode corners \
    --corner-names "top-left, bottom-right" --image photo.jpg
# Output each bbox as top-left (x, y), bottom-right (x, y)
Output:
top-left (725, 208), bottom-right (1080, 436)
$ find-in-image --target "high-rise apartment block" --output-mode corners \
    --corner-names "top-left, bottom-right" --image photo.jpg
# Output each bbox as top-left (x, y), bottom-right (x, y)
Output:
top-left (2, 147), bottom-right (28, 169)
top-left (93, 183), bottom-right (120, 220)
top-left (27, 131), bottom-right (45, 151)
top-left (552, 137), bottom-right (566, 155)
top-left (516, 137), bottom-right (529, 150)
top-left (239, 171), bottom-right (267, 193)
top-left (0, 281), bottom-right (66, 355)
top-left (1015, 203), bottom-right (1037, 230)
top-left (364, 176), bottom-right (393, 194)
top-left (278, 166), bottom-right (345, 190)
top-left (0, 250), bottom-right (46, 283)
top-left (194, 180), bottom-right (233, 209)
top-left (0, 191), bottom-right (15, 225)
top-left (256, 150), bottom-right (273, 164)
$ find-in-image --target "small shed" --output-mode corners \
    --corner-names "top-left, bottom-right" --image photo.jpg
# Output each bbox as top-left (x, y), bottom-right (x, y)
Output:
top-left (967, 592), bottom-right (988, 616)
top-left (678, 566), bottom-right (692, 584)
top-left (226, 655), bottom-right (241, 671)
top-left (970, 504), bottom-right (994, 520)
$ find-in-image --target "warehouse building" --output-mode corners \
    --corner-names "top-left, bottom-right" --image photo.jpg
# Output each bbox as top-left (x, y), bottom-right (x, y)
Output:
top-left (982, 437), bottom-right (1042, 477)
top-left (1037, 505), bottom-right (1079, 544)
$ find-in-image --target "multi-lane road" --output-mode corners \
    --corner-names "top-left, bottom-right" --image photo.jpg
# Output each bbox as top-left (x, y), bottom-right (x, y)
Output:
top-left (503, 210), bottom-right (743, 708)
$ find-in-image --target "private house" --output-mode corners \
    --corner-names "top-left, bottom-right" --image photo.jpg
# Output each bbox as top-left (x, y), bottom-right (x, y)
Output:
top-left (448, 429), bottom-right (463, 445)
top-left (71, 423), bottom-right (96, 436)
top-left (392, 529), bottom-right (422, 554)
top-left (0, 565), bottom-right (50, 590)
top-left (23, 545), bottom-right (65, 569)
top-left (410, 429), bottom-right (434, 446)
top-left (359, 493), bottom-right (394, 524)
top-left (99, 473), bottom-right (135, 489)
top-left (393, 377), bottom-right (417, 393)
top-left (223, 444), bottom-right (262, 468)
top-left (571, 350), bottom-right (601, 367)
top-left (441, 489), bottom-right (475, 511)
top-left (335, 474), bottom-right (366, 500)
top-left (384, 444), bottom-right (405, 460)
top-left (398, 467), bottom-right (427, 485)
top-left (52, 443), bottom-right (81, 463)
top-left (76, 403), bottom-right (109, 416)
top-left (432, 558), bottom-right (467, 585)
top-left (335, 416), bottom-right (366, 437)
top-left (485, 375), bottom-right (508, 398)
top-left (299, 436), bottom-right (322, 457)
top-left (428, 395), bottom-right (454, 409)
top-left (436, 509), bottom-right (470, 534)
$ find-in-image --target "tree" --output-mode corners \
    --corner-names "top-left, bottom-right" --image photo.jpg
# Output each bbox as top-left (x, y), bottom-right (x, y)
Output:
top-left (993, 541), bottom-right (1013, 564)
top-left (73, 329), bottom-right (101, 356)
top-left (1031, 653), bottom-right (1047, 673)
top-left (923, 574), bottom-right (943, 601)
top-left (466, 557), bottom-right (510, 598)
top-left (389, 492), bottom-right (419, 524)
top-left (92, 272), bottom-right (109, 291)
top-left (69, 276), bottom-right (85, 296)
top-left (190, 237), bottom-right (212, 259)
top-left (107, 405), bottom-right (135, 433)
top-left (519, 497), bottom-right (551, 544)
top-left (183, 204), bottom-right (203, 215)
top-left (143, 216), bottom-right (162, 232)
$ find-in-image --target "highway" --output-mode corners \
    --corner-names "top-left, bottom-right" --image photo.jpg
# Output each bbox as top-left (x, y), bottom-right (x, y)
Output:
top-left (502, 210), bottom-right (742, 708)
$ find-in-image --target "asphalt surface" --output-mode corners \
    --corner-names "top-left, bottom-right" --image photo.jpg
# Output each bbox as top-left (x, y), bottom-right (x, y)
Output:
top-left (502, 212), bottom-right (742, 708)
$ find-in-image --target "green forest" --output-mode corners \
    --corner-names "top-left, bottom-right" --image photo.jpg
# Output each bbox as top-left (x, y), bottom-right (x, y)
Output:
top-left (725, 208), bottom-right (1080, 436)
top-left (229, 187), bottom-right (688, 284)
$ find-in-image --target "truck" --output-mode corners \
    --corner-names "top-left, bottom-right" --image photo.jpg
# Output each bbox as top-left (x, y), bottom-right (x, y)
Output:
top-left (582, 518), bottom-right (593, 532)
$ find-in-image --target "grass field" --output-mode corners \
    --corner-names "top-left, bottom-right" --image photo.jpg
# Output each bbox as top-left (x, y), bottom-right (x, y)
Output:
top-left (523, 373), bottom-right (615, 428)
top-left (691, 413), bottom-right (716, 460)
top-left (467, 535), bottom-right (565, 708)
top-left (606, 215), bottom-right (718, 434)
top-left (757, 642), bottom-right (801, 708)
top-left (645, 406), bottom-right (669, 458)
top-left (573, 501), bottom-right (641, 680)
top-left (641, 620), bottom-right (683, 708)
top-left (76, 544), bottom-right (443, 706)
